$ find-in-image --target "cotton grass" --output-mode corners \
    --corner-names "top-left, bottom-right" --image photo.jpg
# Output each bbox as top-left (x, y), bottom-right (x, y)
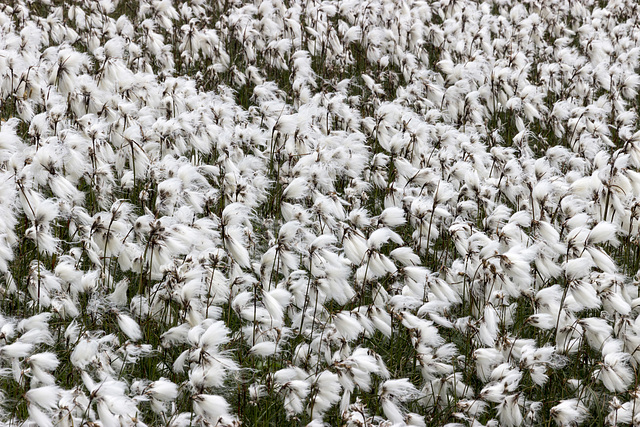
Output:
top-left (0, 0), bottom-right (640, 425)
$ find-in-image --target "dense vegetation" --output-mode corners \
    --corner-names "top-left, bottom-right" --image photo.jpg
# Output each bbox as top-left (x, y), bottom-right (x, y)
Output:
top-left (1, 0), bottom-right (640, 425)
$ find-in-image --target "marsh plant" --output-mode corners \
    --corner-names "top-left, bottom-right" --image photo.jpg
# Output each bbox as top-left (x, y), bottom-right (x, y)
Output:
top-left (1, 0), bottom-right (640, 425)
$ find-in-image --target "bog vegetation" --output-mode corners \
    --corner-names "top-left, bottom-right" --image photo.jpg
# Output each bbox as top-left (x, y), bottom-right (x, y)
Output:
top-left (0, 0), bottom-right (640, 425)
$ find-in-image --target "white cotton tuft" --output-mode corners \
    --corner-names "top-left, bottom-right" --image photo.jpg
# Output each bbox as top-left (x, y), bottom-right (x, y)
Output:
top-left (334, 312), bottom-right (363, 341)
top-left (564, 257), bottom-right (593, 281)
top-left (263, 288), bottom-right (291, 322)
top-left (569, 281), bottom-right (600, 310)
top-left (224, 228), bottom-right (251, 268)
top-left (378, 207), bottom-right (406, 228)
top-left (193, 394), bottom-right (232, 422)
top-left (381, 398), bottom-right (404, 424)
top-left (390, 247), bottom-right (421, 266)
top-left (343, 231), bottom-right (368, 264)
top-left (368, 228), bottom-right (403, 250)
top-left (598, 345), bottom-right (633, 393)
top-left (405, 412), bottom-right (426, 426)
top-left (28, 352), bottom-right (59, 373)
top-left (509, 210), bottom-right (532, 227)
top-left (280, 379), bottom-right (309, 416)
top-left (580, 317), bottom-right (613, 350)
top-left (1, 342), bottom-right (33, 359)
top-left (26, 385), bottom-right (61, 410)
top-left (310, 371), bottom-right (342, 419)
top-left (370, 307), bottom-right (392, 337)
top-left (378, 378), bottom-right (418, 422)
top-left (585, 247), bottom-right (617, 274)
top-left (18, 313), bottom-right (52, 332)
top-left (249, 341), bottom-right (279, 357)
top-left (478, 305), bottom-right (499, 346)
top-left (64, 320), bottom-right (80, 343)
top-left (379, 378), bottom-right (418, 399)
top-left (147, 378), bottom-right (178, 401)
top-left (497, 394), bottom-right (523, 427)
top-left (526, 313), bottom-right (556, 330)
top-left (116, 313), bottom-right (142, 341)
top-left (587, 221), bottom-right (618, 246)
top-left (222, 203), bottom-right (250, 227)
top-left (534, 219), bottom-right (555, 239)
top-left (551, 399), bottom-right (589, 426)
top-left (27, 405), bottom-right (53, 427)
top-left (601, 289), bottom-right (631, 316)
top-left (349, 208), bottom-right (371, 228)
top-left (199, 320), bottom-right (231, 351)
top-left (474, 348), bottom-right (504, 381)
top-left (282, 177), bottom-right (309, 200)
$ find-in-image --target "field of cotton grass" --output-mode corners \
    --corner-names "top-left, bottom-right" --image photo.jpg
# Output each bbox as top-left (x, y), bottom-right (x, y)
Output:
top-left (1, 0), bottom-right (640, 425)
